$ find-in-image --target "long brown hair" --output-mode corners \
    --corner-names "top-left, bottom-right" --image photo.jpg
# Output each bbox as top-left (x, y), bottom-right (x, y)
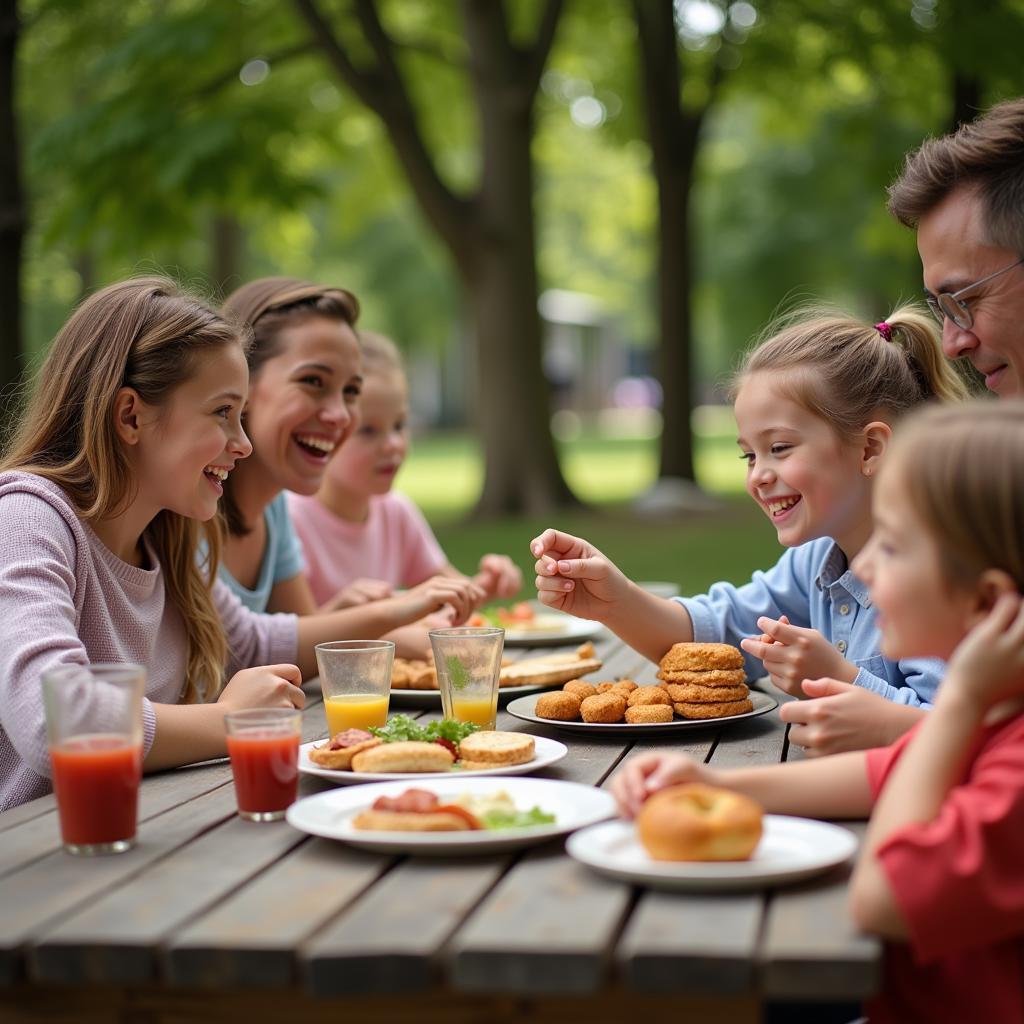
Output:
top-left (888, 401), bottom-right (1024, 592)
top-left (0, 276), bottom-right (247, 703)
top-left (220, 277), bottom-right (360, 536)
top-left (730, 303), bottom-right (970, 440)
top-left (887, 97), bottom-right (1024, 253)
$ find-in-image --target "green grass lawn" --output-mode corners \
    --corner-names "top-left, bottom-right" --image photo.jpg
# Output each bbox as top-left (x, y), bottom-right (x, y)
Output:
top-left (397, 410), bottom-right (782, 600)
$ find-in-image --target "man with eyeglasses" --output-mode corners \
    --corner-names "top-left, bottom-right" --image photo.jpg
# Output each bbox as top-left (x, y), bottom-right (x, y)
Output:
top-left (888, 97), bottom-right (1024, 397)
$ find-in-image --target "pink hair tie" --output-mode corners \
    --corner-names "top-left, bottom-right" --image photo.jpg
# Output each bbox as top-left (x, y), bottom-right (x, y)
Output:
top-left (874, 321), bottom-right (893, 342)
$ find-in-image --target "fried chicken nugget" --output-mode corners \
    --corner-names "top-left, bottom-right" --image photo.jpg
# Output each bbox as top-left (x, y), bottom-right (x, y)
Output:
top-left (625, 704), bottom-right (674, 724)
top-left (580, 692), bottom-right (627, 723)
top-left (563, 680), bottom-right (598, 700)
top-left (535, 691), bottom-right (583, 721)
top-left (627, 685), bottom-right (673, 708)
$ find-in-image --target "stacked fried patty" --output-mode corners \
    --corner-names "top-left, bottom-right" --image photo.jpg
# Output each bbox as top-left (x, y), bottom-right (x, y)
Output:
top-left (656, 643), bottom-right (752, 719)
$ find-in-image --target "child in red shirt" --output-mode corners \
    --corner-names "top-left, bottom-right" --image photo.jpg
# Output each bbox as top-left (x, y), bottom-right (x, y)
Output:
top-left (613, 400), bottom-right (1024, 1024)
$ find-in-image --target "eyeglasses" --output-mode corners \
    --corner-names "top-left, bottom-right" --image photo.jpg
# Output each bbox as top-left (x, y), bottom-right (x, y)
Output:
top-left (925, 256), bottom-right (1024, 330)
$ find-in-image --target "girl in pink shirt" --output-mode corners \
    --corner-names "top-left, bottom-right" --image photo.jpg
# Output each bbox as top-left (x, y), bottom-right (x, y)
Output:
top-left (613, 401), bottom-right (1024, 1024)
top-left (289, 331), bottom-right (521, 655)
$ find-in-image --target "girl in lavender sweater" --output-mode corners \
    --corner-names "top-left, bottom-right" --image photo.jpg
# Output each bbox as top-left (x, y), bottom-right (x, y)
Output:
top-left (0, 277), bottom-right (474, 810)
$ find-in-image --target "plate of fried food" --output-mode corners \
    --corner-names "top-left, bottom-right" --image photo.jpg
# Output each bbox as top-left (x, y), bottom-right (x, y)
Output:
top-left (469, 602), bottom-right (605, 647)
top-left (389, 643), bottom-right (604, 708)
top-left (567, 783), bottom-right (858, 891)
top-left (300, 715), bottom-right (567, 784)
top-left (286, 776), bottom-right (617, 855)
top-left (506, 643), bottom-right (777, 733)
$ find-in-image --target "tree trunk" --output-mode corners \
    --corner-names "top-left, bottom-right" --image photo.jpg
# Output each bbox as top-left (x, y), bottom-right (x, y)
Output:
top-left (210, 213), bottom-right (244, 299)
top-left (462, 3), bottom-right (576, 516)
top-left (293, 0), bottom-right (575, 516)
top-left (634, 0), bottom-right (704, 485)
top-left (0, 0), bottom-right (24, 405)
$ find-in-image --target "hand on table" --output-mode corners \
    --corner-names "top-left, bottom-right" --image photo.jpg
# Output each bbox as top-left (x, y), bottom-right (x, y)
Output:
top-left (218, 664), bottom-right (305, 710)
top-left (740, 615), bottom-right (857, 697)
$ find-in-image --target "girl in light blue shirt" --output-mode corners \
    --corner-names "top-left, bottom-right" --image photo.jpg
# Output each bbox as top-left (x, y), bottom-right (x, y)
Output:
top-left (532, 304), bottom-right (968, 754)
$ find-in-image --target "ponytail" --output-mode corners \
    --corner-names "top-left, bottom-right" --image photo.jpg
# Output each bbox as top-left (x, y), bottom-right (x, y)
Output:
top-left (731, 302), bottom-right (970, 441)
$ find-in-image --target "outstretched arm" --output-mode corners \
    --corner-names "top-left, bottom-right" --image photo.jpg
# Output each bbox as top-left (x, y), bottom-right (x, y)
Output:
top-left (531, 528), bottom-right (694, 662)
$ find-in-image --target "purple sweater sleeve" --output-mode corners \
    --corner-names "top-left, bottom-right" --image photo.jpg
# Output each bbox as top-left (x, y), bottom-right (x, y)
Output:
top-left (212, 579), bottom-right (298, 678)
top-left (0, 490), bottom-right (95, 778)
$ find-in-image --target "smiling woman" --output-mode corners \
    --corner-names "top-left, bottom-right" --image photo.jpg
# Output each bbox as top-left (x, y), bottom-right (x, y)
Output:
top-left (214, 278), bottom-right (486, 664)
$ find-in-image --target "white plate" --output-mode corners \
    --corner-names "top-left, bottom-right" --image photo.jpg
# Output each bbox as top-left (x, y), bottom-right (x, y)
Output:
top-left (287, 776), bottom-right (617, 855)
top-left (505, 689), bottom-right (778, 734)
top-left (500, 612), bottom-right (605, 647)
top-left (389, 680), bottom-right (563, 708)
top-left (298, 734), bottom-right (568, 785)
top-left (567, 816), bottom-right (858, 891)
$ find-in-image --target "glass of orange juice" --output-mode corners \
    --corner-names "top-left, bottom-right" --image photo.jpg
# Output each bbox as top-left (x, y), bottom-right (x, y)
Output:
top-left (314, 640), bottom-right (395, 736)
top-left (429, 627), bottom-right (505, 730)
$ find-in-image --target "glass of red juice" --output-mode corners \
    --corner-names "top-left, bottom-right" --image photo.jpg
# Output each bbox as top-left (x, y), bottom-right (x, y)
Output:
top-left (224, 708), bottom-right (302, 821)
top-left (41, 663), bottom-right (145, 856)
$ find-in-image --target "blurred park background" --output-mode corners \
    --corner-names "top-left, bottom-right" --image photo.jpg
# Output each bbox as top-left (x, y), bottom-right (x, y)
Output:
top-left (2, 0), bottom-right (1022, 596)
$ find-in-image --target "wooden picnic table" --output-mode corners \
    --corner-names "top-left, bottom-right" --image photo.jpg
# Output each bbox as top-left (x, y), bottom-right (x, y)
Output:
top-left (0, 630), bottom-right (879, 1023)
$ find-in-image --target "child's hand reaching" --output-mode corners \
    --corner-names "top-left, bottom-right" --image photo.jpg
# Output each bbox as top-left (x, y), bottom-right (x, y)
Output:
top-left (530, 528), bottom-right (631, 622)
top-left (611, 751), bottom-right (718, 818)
top-left (325, 577), bottom-right (394, 610)
top-left (398, 575), bottom-right (485, 625)
top-left (740, 615), bottom-right (858, 696)
top-left (218, 664), bottom-right (305, 710)
top-left (941, 592), bottom-right (1024, 715)
top-left (473, 554), bottom-right (523, 601)
top-left (780, 679), bottom-right (924, 755)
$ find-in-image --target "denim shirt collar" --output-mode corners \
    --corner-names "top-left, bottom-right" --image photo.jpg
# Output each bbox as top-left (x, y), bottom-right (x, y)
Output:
top-left (815, 540), bottom-right (872, 608)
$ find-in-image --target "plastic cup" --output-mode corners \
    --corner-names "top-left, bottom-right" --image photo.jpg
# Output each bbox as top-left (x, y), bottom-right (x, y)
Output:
top-left (429, 627), bottom-right (505, 731)
top-left (42, 663), bottom-right (146, 855)
top-left (314, 640), bottom-right (395, 736)
top-left (224, 708), bottom-right (302, 822)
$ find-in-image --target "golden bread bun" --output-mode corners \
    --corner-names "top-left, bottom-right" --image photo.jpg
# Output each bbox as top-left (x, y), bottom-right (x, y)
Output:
top-left (637, 783), bottom-right (763, 861)
top-left (458, 731), bottom-right (535, 766)
top-left (350, 741), bottom-right (455, 773)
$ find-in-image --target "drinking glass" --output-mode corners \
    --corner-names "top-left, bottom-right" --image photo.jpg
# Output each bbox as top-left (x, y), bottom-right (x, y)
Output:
top-left (224, 708), bottom-right (302, 822)
top-left (42, 663), bottom-right (146, 855)
top-left (429, 627), bottom-right (505, 730)
top-left (314, 640), bottom-right (395, 735)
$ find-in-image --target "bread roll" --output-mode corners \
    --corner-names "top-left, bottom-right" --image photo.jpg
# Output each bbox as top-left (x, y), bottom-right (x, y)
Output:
top-left (637, 783), bottom-right (763, 861)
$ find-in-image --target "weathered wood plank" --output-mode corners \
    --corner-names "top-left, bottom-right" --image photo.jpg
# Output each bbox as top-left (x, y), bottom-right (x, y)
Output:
top-left (166, 837), bottom-right (389, 990)
top-left (31, 814), bottom-right (308, 985)
top-left (617, 891), bottom-right (763, 993)
top-left (449, 843), bottom-right (633, 994)
top-left (304, 854), bottom-right (510, 996)
top-left (0, 794), bottom-right (57, 833)
top-left (0, 784), bottom-right (239, 985)
top-left (759, 824), bottom-right (880, 999)
top-left (0, 984), bottom-right (761, 1024)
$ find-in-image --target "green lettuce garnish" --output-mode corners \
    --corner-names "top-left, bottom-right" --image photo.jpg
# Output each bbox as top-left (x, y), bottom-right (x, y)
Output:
top-left (369, 714), bottom-right (479, 745)
top-left (480, 806), bottom-right (556, 830)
